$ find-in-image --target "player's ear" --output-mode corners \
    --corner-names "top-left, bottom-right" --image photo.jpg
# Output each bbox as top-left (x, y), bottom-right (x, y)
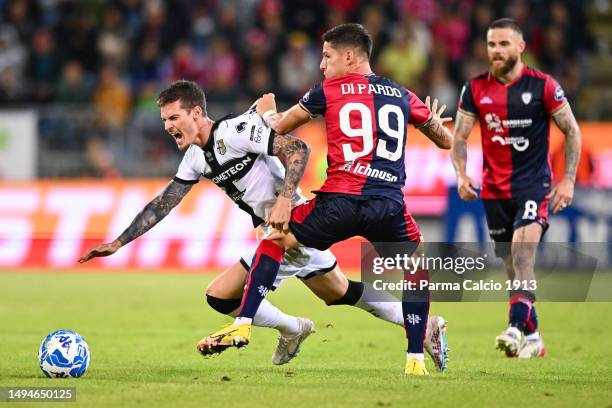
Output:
top-left (517, 39), bottom-right (526, 53)
top-left (192, 105), bottom-right (202, 119)
top-left (345, 48), bottom-right (354, 65)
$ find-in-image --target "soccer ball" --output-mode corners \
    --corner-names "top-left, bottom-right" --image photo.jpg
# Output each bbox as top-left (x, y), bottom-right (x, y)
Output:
top-left (38, 330), bottom-right (90, 378)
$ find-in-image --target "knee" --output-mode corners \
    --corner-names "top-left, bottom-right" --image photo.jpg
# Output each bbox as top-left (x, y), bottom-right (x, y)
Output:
top-left (512, 252), bottom-right (532, 272)
top-left (326, 280), bottom-right (364, 306)
top-left (205, 294), bottom-right (242, 315)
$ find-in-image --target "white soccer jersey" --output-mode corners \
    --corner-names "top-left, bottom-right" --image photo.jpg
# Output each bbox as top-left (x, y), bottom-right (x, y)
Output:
top-left (174, 106), bottom-right (300, 227)
top-left (174, 106), bottom-right (337, 285)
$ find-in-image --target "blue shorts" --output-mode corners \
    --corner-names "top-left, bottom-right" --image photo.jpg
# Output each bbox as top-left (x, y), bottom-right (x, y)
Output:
top-left (289, 193), bottom-right (422, 251)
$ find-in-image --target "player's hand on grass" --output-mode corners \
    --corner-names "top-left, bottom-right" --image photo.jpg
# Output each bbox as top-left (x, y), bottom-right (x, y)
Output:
top-left (457, 175), bottom-right (479, 201)
top-left (425, 96), bottom-right (453, 125)
top-left (267, 196), bottom-right (291, 232)
top-left (546, 177), bottom-right (575, 213)
top-left (78, 240), bottom-right (122, 263)
top-left (256, 93), bottom-right (277, 118)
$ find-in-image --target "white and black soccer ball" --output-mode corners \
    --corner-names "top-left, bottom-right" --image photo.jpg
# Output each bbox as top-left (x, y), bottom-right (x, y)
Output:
top-left (38, 330), bottom-right (90, 378)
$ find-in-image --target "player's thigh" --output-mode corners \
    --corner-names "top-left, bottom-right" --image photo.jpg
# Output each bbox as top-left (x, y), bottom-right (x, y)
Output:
top-left (289, 194), bottom-right (359, 251)
top-left (482, 198), bottom-right (515, 257)
top-left (511, 222), bottom-right (544, 243)
top-left (206, 261), bottom-right (248, 299)
top-left (301, 265), bottom-right (349, 303)
top-left (363, 198), bottom-right (422, 258)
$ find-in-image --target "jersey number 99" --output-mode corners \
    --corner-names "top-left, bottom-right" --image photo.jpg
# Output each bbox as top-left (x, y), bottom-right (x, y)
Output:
top-left (339, 102), bottom-right (405, 162)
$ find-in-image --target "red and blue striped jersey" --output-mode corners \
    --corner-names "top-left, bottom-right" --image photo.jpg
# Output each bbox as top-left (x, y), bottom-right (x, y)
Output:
top-left (299, 72), bottom-right (431, 203)
top-left (458, 65), bottom-right (568, 199)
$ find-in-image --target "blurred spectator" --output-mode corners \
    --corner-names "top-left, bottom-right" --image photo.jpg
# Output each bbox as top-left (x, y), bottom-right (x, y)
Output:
top-left (0, 24), bottom-right (27, 102)
top-left (432, 8), bottom-right (470, 82)
top-left (131, 39), bottom-right (162, 90)
top-left (54, 5), bottom-right (98, 72)
top-left (377, 26), bottom-right (427, 89)
top-left (28, 28), bottom-right (58, 103)
top-left (84, 137), bottom-right (121, 179)
top-left (97, 6), bottom-right (129, 67)
top-left (164, 41), bottom-right (206, 84)
top-left (278, 31), bottom-right (320, 99)
top-left (205, 36), bottom-right (242, 101)
top-left (428, 63), bottom-right (458, 115)
top-left (245, 62), bottom-right (274, 102)
top-left (93, 64), bottom-right (131, 129)
top-left (56, 60), bottom-right (93, 104)
top-left (4, 0), bottom-right (40, 44)
top-left (359, 4), bottom-right (389, 63)
top-left (461, 38), bottom-right (489, 81)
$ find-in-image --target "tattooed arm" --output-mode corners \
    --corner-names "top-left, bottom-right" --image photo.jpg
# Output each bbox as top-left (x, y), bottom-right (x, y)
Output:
top-left (256, 93), bottom-right (312, 135)
top-left (416, 97), bottom-right (453, 149)
top-left (451, 110), bottom-right (479, 201)
top-left (547, 104), bottom-right (582, 212)
top-left (272, 134), bottom-right (311, 199)
top-left (78, 180), bottom-right (193, 262)
top-left (266, 133), bottom-right (311, 232)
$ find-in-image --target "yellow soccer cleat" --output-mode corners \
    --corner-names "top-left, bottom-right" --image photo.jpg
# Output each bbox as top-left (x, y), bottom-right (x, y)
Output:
top-left (405, 357), bottom-right (429, 376)
top-left (197, 323), bottom-right (251, 357)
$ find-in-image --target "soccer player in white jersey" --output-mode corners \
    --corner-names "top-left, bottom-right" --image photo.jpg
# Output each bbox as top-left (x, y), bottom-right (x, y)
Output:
top-left (79, 80), bottom-right (448, 369)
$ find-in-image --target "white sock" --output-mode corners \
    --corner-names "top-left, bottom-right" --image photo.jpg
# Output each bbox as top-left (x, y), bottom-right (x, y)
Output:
top-left (525, 331), bottom-right (540, 341)
top-left (407, 352), bottom-right (425, 362)
top-left (354, 283), bottom-right (404, 326)
top-left (233, 316), bottom-right (252, 326)
top-left (235, 299), bottom-right (300, 335)
top-left (507, 326), bottom-right (522, 339)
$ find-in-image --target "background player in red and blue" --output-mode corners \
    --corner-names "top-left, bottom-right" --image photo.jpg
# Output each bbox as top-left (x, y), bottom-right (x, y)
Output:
top-left (451, 18), bottom-right (582, 358)
top-left (199, 23), bottom-right (453, 375)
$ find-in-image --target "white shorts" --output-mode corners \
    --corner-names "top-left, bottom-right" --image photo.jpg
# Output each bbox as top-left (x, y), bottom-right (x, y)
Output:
top-left (240, 245), bottom-right (337, 289)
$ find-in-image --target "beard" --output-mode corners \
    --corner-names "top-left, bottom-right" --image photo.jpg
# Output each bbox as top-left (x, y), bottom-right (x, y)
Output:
top-left (491, 54), bottom-right (519, 77)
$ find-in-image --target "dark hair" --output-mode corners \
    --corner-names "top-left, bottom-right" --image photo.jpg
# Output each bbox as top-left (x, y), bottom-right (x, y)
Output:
top-left (488, 18), bottom-right (523, 36)
top-left (157, 80), bottom-right (207, 115)
top-left (322, 23), bottom-right (373, 59)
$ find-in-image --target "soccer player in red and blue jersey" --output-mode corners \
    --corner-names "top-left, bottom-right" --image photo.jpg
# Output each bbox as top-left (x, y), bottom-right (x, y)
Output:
top-left (199, 23), bottom-right (454, 375)
top-left (452, 18), bottom-right (582, 358)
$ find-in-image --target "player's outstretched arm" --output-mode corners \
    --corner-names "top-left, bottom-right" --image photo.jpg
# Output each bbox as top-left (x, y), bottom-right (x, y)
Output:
top-left (256, 93), bottom-right (312, 135)
top-left (547, 104), bottom-right (582, 212)
top-left (416, 97), bottom-right (453, 149)
top-left (267, 134), bottom-right (311, 232)
top-left (78, 180), bottom-right (192, 263)
top-left (451, 110), bottom-right (479, 201)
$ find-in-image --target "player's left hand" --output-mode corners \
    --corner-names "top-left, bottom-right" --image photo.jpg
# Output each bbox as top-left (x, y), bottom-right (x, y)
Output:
top-left (425, 96), bottom-right (453, 125)
top-left (267, 196), bottom-right (291, 232)
top-left (256, 93), bottom-right (277, 117)
top-left (78, 240), bottom-right (122, 263)
top-left (546, 177), bottom-right (575, 213)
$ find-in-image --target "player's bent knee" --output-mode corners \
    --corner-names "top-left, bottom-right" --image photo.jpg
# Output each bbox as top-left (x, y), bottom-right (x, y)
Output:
top-left (326, 280), bottom-right (364, 306)
top-left (206, 294), bottom-right (242, 315)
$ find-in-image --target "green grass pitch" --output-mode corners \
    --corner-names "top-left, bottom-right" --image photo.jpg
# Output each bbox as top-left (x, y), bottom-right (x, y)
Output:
top-left (1, 272), bottom-right (611, 407)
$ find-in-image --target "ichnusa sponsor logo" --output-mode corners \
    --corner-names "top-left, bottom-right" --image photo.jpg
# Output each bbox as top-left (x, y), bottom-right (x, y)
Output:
top-left (342, 161), bottom-right (399, 182)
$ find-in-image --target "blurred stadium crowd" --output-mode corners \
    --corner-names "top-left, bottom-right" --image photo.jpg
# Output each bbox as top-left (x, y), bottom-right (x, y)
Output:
top-left (0, 0), bottom-right (610, 177)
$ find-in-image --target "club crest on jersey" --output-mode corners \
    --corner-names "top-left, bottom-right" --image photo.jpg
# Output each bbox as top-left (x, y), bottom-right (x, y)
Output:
top-left (479, 96), bottom-right (493, 104)
top-left (216, 139), bottom-right (227, 155)
top-left (521, 92), bottom-right (532, 105)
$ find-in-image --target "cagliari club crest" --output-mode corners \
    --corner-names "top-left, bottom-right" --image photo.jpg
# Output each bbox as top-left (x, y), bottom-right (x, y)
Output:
top-left (521, 92), bottom-right (532, 105)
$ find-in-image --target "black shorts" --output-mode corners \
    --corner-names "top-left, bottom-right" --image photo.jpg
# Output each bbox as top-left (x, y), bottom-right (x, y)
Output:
top-left (482, 193), bottom-right (550, 257)
top-left (289, 193), bottom-right (422, 251)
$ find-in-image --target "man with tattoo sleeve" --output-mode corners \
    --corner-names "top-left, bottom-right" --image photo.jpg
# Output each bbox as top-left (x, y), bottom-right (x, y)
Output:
top-left (78, 80), bottom-right (446, 367)
top-left (199, 23), bottom-right (452, 375)
top-left (451, 18), bottom-right (582, 359)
